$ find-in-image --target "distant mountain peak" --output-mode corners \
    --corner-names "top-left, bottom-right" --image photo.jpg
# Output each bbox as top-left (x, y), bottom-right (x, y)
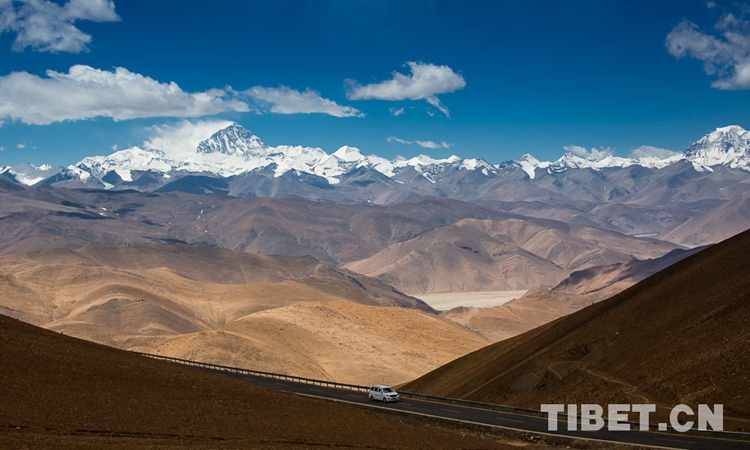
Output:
top-left (332, 146), bottom-right (365, 162)
top-left (684, 124), bottom-right (750, 171)
top-left (196, 122), bottom-right (268, 156)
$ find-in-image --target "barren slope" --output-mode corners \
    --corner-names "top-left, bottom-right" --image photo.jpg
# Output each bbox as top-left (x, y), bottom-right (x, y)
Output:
top-left (403, 229), bottom-right (750, 431)
top-left (551, 246), bottom-right (707, 301)
top-left (441, 289), bottom-right (592, 343)
top-left (1, 188), bottom-right (686, 298)
top-left (346, 218), bottom-right (680, 294)
top-left (0, 313), bottom-right (529, 450)
top-left (0, 243), bottom-right (489, 385)
top-left (665, 191), bottom-right (750, 247)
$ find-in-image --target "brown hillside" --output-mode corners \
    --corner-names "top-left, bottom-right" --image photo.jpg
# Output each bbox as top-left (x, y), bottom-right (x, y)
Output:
top-left (0, 243), bottom-right (487, 385)
top-left (665, 190), bottom-right (750, 247)
top-left (441, 289), bottom-right (592, 343)
top-left (403, 228), bottom-right (750, 431)
top-left (1, 189), bottom-right (680, 295)
top-left (345, 218), bottom-right (679, 294)
top-left (0, 312), bottom-right (525, 449)
top-left (551, 246), bottom-right (706, 301)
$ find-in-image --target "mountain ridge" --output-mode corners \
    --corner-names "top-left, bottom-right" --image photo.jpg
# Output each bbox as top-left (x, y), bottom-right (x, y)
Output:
top-left (4, 123), bottom-right (749, 189)
top-left (402, 228), bottom-right (750, 430)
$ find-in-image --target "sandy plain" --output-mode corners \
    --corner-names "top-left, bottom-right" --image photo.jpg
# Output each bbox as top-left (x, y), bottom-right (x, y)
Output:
top-left (415, 290), bottom-right (528, 310)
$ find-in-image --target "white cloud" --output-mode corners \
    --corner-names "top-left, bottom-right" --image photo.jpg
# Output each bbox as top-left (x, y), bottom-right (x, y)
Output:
top-left (0, 0), bottom-right (120, 53)
top-left (347, 62), bottom-right (465, 118)
top-left (0, 145), bottom-right (4, 151)
top-left (631, 145), bottom-right (679, 159)
top-left (16, 143), bottom-right (25, 149)
top-left (245, 86), bottom-right (364, 118)
top-left (564, 144), bottom-right (614, 160)
top-left (416, 140), bottom-right (452, 149)
top-left (142, 119), bottom-right (234, 157)
top-left (0, 65), bottom-right (249, 125)
top-left (389, 107), bottom-right (405, 116)
top-left (666, 6), bottom-right (750, 90)
top-left (387, 136), bottom-right (452, 149)
top-left (387, 136), bottom-right (411, 145)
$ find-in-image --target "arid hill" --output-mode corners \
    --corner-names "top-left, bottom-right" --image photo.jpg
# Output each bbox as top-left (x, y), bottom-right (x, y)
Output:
top-left (441, 289), bottom-right (592, 343)
top-left (441, 245), bottom-right (710, 343)
top-left (551, 246), bottom-right (707, 301)
top-left (0, 243), bottom-right (486, 385)
top-left (0, 312), bottom-right (530, 449)
top-left (664, 190), bottom-right (750, 247)
top-left (345, 218), bottom-right (680, 294)
top-left (0, 187), bottom-right (681, 293)
top-left (403, 229), bottom-right (750, 431)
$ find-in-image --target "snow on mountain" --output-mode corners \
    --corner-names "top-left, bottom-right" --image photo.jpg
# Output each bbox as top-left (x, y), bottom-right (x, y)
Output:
top-left (541, 125), bottom-right (750, 174)
top-left (6, 163), bottom-right (63, 185)
top-left (683, 125), bottom-right (750, 172)
top-left (78, 147), bottom-right (175, 178)
top-left (196, 122), bottom-right (268, 156)
top-left (516, 154), bottom-right (550, 179)
top-left (7, 123), bottom-right (750, 188)
top-left (548, 153), bottom-right (639, 173)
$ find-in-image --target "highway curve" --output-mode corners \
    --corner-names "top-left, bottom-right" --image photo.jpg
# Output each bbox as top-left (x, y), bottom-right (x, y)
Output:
top-left (220, 370), bottom-right (750, 450)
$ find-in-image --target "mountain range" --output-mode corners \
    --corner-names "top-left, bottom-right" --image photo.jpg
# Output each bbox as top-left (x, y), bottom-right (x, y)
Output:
top-left (3, 123), bottom-right (749, 245)
top-left (0, 189), bottom-right (682, 294)
top-left (5, 124), bottom-right (750, 188)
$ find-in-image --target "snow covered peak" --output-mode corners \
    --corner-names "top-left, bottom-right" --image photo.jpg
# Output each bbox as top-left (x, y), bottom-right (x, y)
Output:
top-left (684, 125), bottom-right (750, 171)
top-left (332, 146), bottom-right (365, 162)
top-left (548, 152), bottom-right (638, 173)
top-left (196, 122), bottom-right (268, 156)
top-left (6, 163), bottom-right (63, 185)
top-left (78, 146), bottom-right (174, 175)
top-left (516, 154), bottom-right (550, 179)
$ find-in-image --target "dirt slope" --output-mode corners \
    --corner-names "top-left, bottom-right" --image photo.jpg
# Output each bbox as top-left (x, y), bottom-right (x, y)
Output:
top-left (403, 229), bottom-right (750, 431)
top-left (0, 312), bottom-right (532, 450)
top-left (346, 218), bottom-right (679, 294)
top-left (550, 245), bottom-right (707, 301)
top-left (0, 243), bottom-right (486, 385)
top-left (441, 289), bottom-right (592, 343)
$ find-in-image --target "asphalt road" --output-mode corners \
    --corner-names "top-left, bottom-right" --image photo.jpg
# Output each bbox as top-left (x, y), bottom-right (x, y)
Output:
top-left (213, 369), bottom-right (750, 450)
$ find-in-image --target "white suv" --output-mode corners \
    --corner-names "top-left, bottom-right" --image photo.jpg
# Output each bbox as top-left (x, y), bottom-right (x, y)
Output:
top-left (368, 385), bottom-right (399, 402)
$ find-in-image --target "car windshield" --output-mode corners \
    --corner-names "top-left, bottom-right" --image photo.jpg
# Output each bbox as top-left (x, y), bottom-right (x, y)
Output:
top-left (383, 387), bottom-right (394, 392)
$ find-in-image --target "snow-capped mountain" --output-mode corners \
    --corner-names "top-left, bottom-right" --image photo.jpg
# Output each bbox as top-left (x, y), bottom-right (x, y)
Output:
top-left (3, 163), bottom-right (62, 185)
top-left (5, 123), bottom-right (750, 193)
top-left (4, 123), bottom-right (749, 246)
top-left (50, 122), bottom-right (498, 187)
top-left (196, 123), bottom-right (269, 156)
top-left (684, 125), bottom-right (750, 171)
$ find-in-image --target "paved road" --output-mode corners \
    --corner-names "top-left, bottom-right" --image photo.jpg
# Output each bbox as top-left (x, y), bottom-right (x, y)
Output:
top-left (212, 369), bottom-right (750, 450)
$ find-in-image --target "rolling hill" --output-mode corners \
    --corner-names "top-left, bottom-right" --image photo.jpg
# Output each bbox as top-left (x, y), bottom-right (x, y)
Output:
top-left (345, 217), bottom-right (678, 294)
top-left (0, 242), bottom-right (486, 385)
top-left (0, 188), bottom-right (681, 293)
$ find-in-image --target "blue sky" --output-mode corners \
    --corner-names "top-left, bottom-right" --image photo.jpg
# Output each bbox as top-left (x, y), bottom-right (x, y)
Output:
top-left (1, 0), bottom-right (750, 167)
